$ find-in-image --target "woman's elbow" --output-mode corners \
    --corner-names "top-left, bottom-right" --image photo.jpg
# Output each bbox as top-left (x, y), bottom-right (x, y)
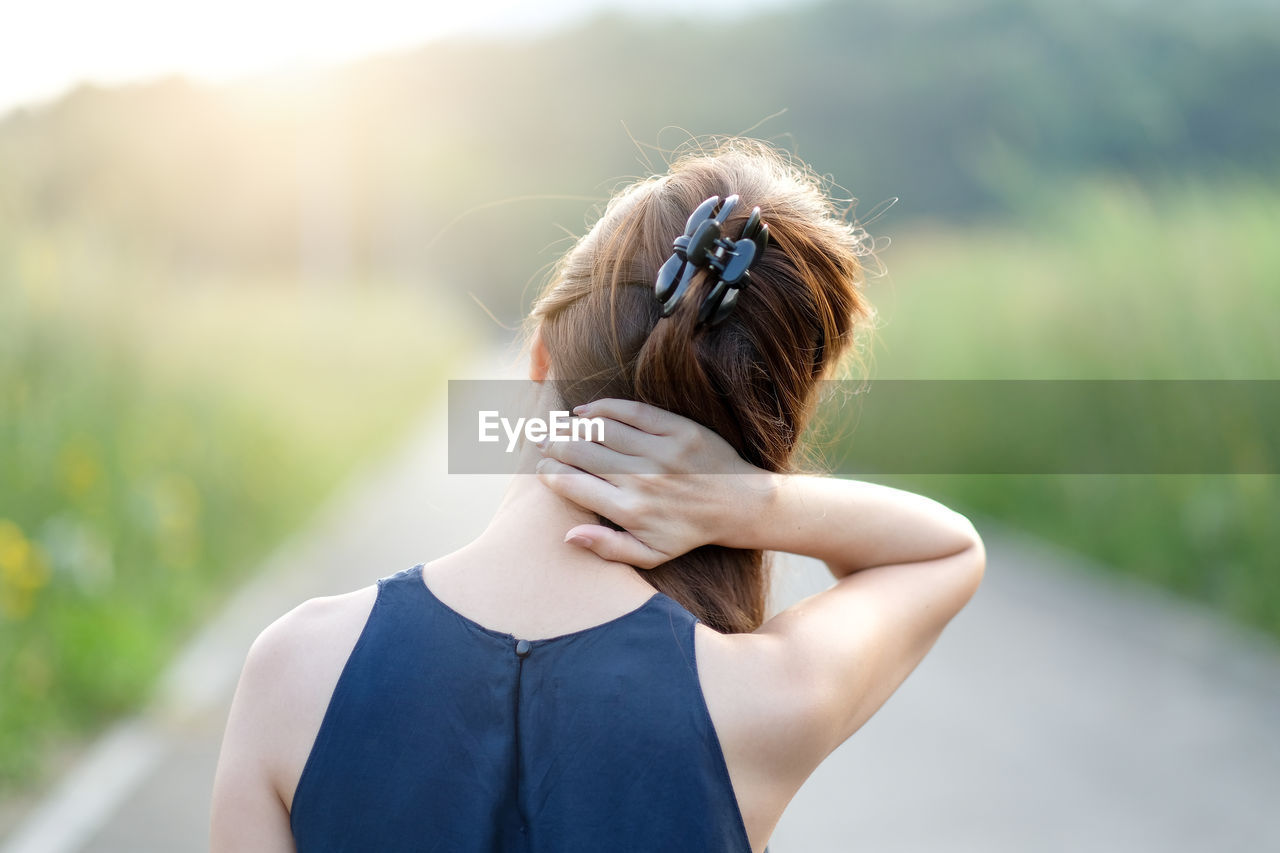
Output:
top-left (953, 516), bottom-right (986, 602)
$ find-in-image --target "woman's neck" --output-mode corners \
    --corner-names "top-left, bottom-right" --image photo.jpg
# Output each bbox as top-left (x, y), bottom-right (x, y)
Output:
top-left (422, 436), bottom-right (657, 637)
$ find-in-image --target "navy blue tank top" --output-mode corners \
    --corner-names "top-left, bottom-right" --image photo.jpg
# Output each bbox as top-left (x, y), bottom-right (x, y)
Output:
top-left (290, 564), bottom-right (753, 852)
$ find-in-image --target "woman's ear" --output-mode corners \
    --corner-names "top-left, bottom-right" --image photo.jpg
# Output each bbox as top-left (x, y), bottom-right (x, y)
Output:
top-left (529, 327), bottom-right (551, 382)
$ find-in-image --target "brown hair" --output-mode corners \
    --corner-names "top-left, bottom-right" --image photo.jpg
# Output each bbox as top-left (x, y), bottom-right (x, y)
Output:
top-left (529, 138), bottom-right (874, 633)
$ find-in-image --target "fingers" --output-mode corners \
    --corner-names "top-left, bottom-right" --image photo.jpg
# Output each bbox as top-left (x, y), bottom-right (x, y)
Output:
top-left (537, 461), bottom-right (669, 569)
top-left (538, 433), bottom-right (648, 479)
top-left (535, 456), bottom-right (623, 519)
top-left (582, 416), bottom-right (661, 459)
top-left (562, 525), bottom-right (670, 571)
top-left (573, 398), bottom-right (688, 436)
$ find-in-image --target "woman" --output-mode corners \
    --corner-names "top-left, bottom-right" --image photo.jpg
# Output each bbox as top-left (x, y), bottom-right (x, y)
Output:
top-left (211, 139), bottom-right (984, 852)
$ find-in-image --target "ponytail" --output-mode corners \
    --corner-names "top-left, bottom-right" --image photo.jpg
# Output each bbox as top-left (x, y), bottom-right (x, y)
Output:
top-left (529, 138), bottom-right (874, 633)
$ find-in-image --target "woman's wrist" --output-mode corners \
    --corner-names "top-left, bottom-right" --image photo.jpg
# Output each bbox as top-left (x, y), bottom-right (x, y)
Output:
top-left (708, 467), bottom-right (785, 551)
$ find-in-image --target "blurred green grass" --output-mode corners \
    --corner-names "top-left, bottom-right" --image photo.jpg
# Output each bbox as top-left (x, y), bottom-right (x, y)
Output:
top-left (1, 0), bottom-right (1275, 809)
top-left (870, 178), bottom-right (1280, 379)
top-left (0, 232), bottom-right (473, 788)
top-left (840, 178), bottom-right (1280, 637)
top-left (3, 140), bottom-right (1277, 796)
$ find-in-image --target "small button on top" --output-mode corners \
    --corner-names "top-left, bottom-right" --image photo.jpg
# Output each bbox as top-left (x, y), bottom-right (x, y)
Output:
top-left (514, 639), bottom-right (532, 658)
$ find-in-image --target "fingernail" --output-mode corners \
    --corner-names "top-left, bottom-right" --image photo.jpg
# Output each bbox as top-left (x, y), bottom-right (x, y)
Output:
top-left (572, 404), bottom-right (589, 415)
top-left (534, 438), bottom-right (547, 450)
top-left (564, 533), bottom-right (592, 547)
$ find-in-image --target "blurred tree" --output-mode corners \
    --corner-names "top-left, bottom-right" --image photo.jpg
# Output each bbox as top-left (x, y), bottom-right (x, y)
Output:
top-left (0, 0), bottom-right (1275, 324)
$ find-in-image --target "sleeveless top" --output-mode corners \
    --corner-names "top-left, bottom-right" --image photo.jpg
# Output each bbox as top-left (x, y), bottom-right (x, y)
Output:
top-left (290, 564), bottom-right (754, 853)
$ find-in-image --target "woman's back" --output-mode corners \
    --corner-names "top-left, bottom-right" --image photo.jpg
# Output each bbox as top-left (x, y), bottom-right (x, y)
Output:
top-left (211, 141), bottom-right (985, 852)
top-left (289, 564), bottom-right (753, 853)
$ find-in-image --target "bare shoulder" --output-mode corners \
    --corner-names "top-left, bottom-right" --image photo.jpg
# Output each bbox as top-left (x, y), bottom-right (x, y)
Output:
top-left (250, 585), bottom-right (380, 675)
top-left (212, 583), bottom-right (379, 850)
top-left (234, 584), bottom-right (380, 804)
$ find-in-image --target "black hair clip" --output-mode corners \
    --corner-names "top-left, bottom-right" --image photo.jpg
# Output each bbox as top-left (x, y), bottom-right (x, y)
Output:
top-left (654, 194), bottom-right (770, 326)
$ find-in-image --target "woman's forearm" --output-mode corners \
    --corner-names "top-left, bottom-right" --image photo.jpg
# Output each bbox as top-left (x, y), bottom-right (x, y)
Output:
top-left (721, 474), bottom-right (981, 577)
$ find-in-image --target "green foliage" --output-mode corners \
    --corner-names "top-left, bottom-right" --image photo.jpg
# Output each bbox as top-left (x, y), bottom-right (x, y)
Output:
top-left (870, 178), bottom-right (1280, 379)
top-left (841, 180), bottom-right (1280, 638)
top-left (1, 0), bottom-right (1278, 790)
top-left (0, 229), bottom-right (471, 788)
top-left (1, 0), bottom-right (1276, 323)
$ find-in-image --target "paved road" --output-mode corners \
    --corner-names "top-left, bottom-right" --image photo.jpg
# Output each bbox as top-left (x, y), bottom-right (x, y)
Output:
top-left (4, 402), bottom-right (1278, 852)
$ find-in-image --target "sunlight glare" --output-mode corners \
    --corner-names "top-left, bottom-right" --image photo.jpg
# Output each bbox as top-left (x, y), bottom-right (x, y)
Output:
top-left (2, 0), bottom-right (529, 111)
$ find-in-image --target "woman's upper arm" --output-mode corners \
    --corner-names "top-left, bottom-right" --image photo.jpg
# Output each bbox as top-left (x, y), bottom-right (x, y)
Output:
top-left (757, 539), bottom-right (986, 762)
top-left (210, 618), bottom-right (301, 852)
top-left (210, 585), bottom-right (377, 852)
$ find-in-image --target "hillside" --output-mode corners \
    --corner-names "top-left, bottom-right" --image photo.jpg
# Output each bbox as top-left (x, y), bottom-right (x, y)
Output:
top-left (1, 0), bottom-right (1276, 320)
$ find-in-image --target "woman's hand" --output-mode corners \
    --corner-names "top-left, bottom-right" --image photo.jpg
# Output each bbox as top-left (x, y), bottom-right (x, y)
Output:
top-left (534, 398), bottom-right (775, 568)
top-left (535, 396), bottom-right (985, 767)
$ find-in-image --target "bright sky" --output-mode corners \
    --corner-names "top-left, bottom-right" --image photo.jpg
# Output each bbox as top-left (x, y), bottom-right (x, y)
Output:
top-left (2, 0), bottom-right (796, 115)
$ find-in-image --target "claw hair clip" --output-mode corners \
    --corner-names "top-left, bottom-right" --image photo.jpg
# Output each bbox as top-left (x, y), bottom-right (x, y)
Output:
top-left (654, 194), bottom-right (770, 326)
